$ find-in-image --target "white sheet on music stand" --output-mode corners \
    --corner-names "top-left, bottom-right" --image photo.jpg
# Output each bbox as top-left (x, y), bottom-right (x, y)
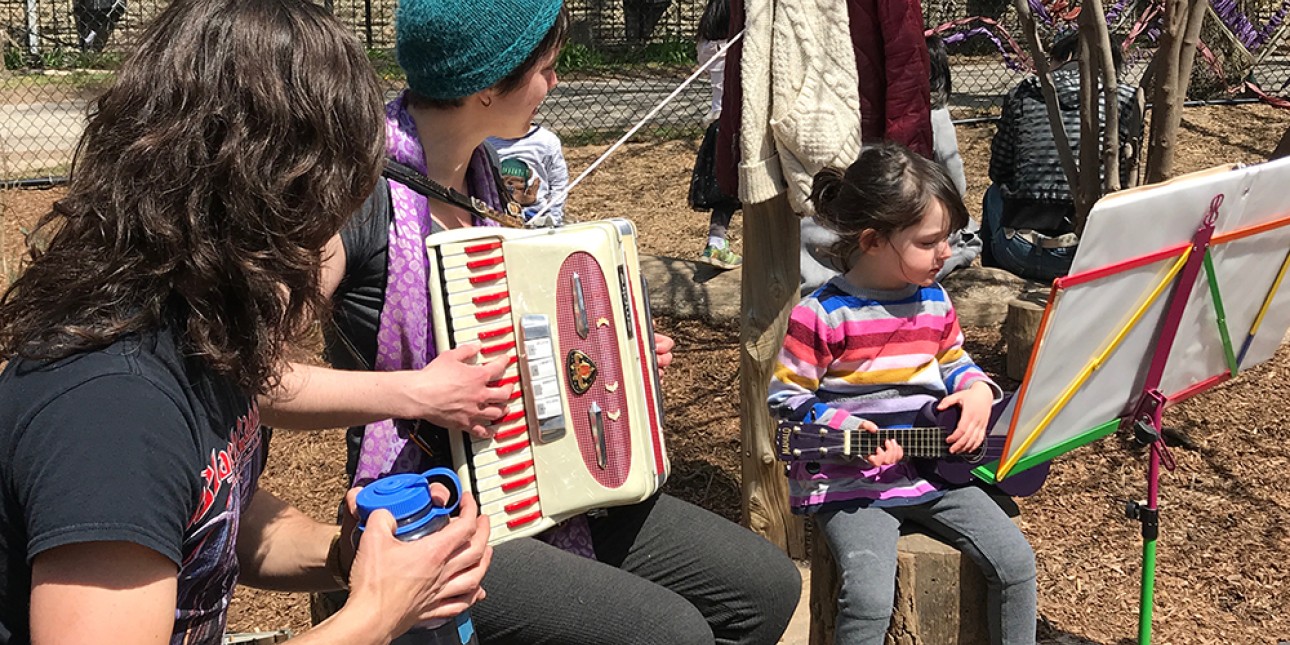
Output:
top-left (997, 157), bottom-right (1290, 472)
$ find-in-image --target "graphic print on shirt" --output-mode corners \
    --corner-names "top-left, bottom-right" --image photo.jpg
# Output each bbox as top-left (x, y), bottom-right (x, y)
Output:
top-left (172, 402), bottom-right (266, 645)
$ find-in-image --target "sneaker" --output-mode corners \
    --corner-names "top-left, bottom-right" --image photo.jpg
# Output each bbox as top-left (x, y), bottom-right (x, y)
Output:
top-left (698, 244), bottom-right (743, 270)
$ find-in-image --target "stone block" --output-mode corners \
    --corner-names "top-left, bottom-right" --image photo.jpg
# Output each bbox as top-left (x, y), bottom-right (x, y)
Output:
top-left (639, 254), bottom-right (741, 324)
top-left (940, 266), bottom-right (1047, 327)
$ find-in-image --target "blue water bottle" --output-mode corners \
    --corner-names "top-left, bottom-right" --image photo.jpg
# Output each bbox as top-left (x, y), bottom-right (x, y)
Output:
top-left (356, 468), bottom-right (479, 645)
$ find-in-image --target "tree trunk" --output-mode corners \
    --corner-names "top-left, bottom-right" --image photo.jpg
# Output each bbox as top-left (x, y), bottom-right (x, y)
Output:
top-left (1002, 294), bottom-right (1048, 382)
top-left (1085, 0), bottom-right (1122, 198)
top-left (1146, 0), bottom-right (1208, 183)
top-left (1076, 22), bottom-right (1102, 235)
top-left (739, 193), bottom-right (806, 558)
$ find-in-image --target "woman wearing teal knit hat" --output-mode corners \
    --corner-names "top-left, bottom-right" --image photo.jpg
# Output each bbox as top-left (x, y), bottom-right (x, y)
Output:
top-left (263, 1), bottom-right (802, 643)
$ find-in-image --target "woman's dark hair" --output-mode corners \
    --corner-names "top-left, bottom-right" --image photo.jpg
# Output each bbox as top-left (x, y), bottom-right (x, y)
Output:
top-left (698, 0), bottom-right (731, 42)
top-left (1050, 29), bottom-right (1125, 74)
top-left (408, 5), bottom-right (571, 110)
top-left (0, 0), bottom-right (386, 396)
top-left (808, 142), bottom-right (969, 271)
top-left (927, 34), bottom-right (951, 110)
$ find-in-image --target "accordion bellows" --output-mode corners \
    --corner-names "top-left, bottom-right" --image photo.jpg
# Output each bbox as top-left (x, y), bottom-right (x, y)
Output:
top-left (425, 219), bottom-right (670, 544)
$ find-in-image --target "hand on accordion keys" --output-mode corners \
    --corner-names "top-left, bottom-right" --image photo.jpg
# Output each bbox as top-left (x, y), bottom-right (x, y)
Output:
top-left (408, 343), bottom-right (516, 439)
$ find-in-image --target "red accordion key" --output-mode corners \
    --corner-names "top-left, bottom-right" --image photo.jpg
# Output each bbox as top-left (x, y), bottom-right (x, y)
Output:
top-left (472, 291), bottom-right (508, 305)
top-left (466, 256), bottom-right (504, 270)
top-left (495, 438), bottom-right (530, 457)
top-left (494, 426), bottom-right (527, 442)
top-left (480, 340), bottom-right (516, 355)
top-left (506, 511), bottom-right (542, 529)
top-left (474, 305), bottom-right (511, 320)
top-left (501, 474), bottom-right (538, 493)
top-left (463, 241), bottom-right (503, 254)
top-left (468, 271), bottom-right (505, 285)
top-left (498, 459), bottom-right (534, 477)
top-left (503, 496), bottom-right (539, 513)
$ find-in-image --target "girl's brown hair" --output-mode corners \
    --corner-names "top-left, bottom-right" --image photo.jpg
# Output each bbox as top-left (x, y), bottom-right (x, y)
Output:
top-left (808, 142), bottom-right (969, 271)
top-left (0, 0), bottom-right (386, 396)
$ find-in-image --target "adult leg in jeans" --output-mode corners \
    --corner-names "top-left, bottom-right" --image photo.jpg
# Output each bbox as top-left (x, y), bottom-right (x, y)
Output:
top-left (906, 486), bottom-right (1037, 645)
top-left (981, 185), bottom-right (1074, 284)
top-left (474, 493), bottom-right (801, 645)
top-left (817, 505), bottom-right (903, 645)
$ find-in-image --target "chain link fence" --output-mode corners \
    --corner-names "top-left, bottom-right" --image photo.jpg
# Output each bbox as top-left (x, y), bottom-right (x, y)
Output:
top-left (3, 0), bottom-right (1290, 181)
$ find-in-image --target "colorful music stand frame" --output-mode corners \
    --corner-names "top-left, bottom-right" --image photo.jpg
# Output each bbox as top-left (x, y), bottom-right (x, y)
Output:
top-left (968, 159), bottom-right (1290, 644)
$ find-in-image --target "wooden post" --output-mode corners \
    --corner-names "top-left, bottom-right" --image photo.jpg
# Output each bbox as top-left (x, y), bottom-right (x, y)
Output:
top-left (739, 193), bottom-right (806, 558)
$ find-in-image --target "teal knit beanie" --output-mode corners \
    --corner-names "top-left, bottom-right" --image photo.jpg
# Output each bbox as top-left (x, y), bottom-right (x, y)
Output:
top-left (397, 0), bottom-right (563, 100)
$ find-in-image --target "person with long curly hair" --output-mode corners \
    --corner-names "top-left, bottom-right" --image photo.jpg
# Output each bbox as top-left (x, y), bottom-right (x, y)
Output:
top-left (260, 0), bottom-right (802, 642)
top-left (0, 1), bottom-right (490, 643)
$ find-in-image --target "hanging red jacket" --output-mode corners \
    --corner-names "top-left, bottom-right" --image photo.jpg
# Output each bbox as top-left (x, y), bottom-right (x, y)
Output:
top-left (715, 0), bottom-right (744, 198)
top-left (847, 0), bottom-right (932, 157)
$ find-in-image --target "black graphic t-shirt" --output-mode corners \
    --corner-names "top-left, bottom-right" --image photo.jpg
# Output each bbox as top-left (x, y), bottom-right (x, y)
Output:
top-left (0, 324), bottom-right (268, 644)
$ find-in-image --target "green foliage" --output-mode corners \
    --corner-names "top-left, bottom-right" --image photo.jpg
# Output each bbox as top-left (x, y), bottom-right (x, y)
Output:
top-left (366, 48), bottom-right (405, 81)
top-left (3, 44), bottom-right (122, 72)
top-left (560, 123), bottom-right (704, 147)
top-left (556, 42), bottom-right (606, 73)
top-left (638, 37), bottom-right (696, 66)
top-left (3, 45), bottom-right (23, 71)
top-left (554, 37), bottom-right (696, 75)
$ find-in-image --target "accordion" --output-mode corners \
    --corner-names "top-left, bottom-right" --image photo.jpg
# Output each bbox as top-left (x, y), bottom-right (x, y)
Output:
top-left (425, 219), bottom-right (670, 544)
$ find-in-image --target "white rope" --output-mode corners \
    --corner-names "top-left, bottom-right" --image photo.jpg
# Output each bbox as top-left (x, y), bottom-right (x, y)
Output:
top-left (531, 30), bottom-right (745, 224)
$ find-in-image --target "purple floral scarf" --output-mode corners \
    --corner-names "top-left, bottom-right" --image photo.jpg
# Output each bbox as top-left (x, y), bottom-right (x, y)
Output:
top-left (353, 92), bottom-right (501, 486)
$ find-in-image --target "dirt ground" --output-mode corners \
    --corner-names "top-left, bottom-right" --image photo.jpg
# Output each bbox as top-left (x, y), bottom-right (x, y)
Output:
top-left (3, 103), bottom-right (1290, 644)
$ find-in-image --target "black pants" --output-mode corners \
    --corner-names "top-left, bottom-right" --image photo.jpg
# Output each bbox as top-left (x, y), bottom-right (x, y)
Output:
top-left (473, 494), bottom-right (801, 645)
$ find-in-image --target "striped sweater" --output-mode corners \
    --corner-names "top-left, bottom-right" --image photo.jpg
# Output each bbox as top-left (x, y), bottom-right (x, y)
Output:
top-left (768, 277), bottom-right (1001, 514)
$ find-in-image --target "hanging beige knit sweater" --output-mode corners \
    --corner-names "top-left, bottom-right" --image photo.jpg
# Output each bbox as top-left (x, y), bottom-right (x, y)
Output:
top-left (738, 0), bottom-right (863, 215)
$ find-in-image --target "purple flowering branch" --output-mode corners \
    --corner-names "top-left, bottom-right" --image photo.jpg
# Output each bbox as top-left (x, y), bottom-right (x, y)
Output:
top-left (1213, 0), bottom-right (1262, 49)
top-left (1252, 0), bottom-right (1290, 50)
top-left (928, 16), bottom-right (1033, 73)
top-left (1211, 0), bottom-right (1290, 52)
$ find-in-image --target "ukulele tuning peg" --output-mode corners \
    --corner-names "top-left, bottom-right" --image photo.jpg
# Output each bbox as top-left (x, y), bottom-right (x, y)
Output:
top-left (792, 449), bottom-right (801, 457)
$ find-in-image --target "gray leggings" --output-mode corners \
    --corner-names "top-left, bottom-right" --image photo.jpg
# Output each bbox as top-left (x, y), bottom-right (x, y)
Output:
top-left (818, 486), bottom-right (1037, 645)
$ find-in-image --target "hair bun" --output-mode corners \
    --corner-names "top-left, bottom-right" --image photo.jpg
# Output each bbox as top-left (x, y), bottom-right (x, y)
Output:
top-left (809, 167), bottom-right (846, 214)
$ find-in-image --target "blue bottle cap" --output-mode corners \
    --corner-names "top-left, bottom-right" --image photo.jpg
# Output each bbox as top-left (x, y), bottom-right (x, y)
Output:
top-left (356, 468), bottom-right (462, 539)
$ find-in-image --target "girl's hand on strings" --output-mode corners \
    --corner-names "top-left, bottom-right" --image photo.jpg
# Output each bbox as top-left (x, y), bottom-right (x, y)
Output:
top-left (835, 412), bottom-right (901, 466)
top-left (939, 381), bottom-right (994, 455)
top-left (867, 438), bottom-right (904, 467)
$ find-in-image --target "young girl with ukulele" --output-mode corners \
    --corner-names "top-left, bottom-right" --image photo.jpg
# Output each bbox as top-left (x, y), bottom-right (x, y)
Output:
top-left (768, 142), bottom-right (1037, 645)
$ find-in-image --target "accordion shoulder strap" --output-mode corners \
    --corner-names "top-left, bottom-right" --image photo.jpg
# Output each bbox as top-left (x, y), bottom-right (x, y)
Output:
top-left (381, 159), bottom-right (525, 228)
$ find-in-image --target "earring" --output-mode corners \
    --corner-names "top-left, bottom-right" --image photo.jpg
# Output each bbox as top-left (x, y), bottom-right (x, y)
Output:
top-left (480, 95), bottom-right (493, 108)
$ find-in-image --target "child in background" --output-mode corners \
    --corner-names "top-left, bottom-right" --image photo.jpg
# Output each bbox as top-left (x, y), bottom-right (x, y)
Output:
top-left (768, 143), bottom-right (1037, 645)
top-left (689, 0), bottom-right (742, 270)
top-left (488, 122), bottom-right (569, 225)
top-left (927, 33), bottom-right (981, 280)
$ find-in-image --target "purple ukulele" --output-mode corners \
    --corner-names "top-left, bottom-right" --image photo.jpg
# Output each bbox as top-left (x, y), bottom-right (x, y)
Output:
top-left (774, 397), bottom-right (1050, 497)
